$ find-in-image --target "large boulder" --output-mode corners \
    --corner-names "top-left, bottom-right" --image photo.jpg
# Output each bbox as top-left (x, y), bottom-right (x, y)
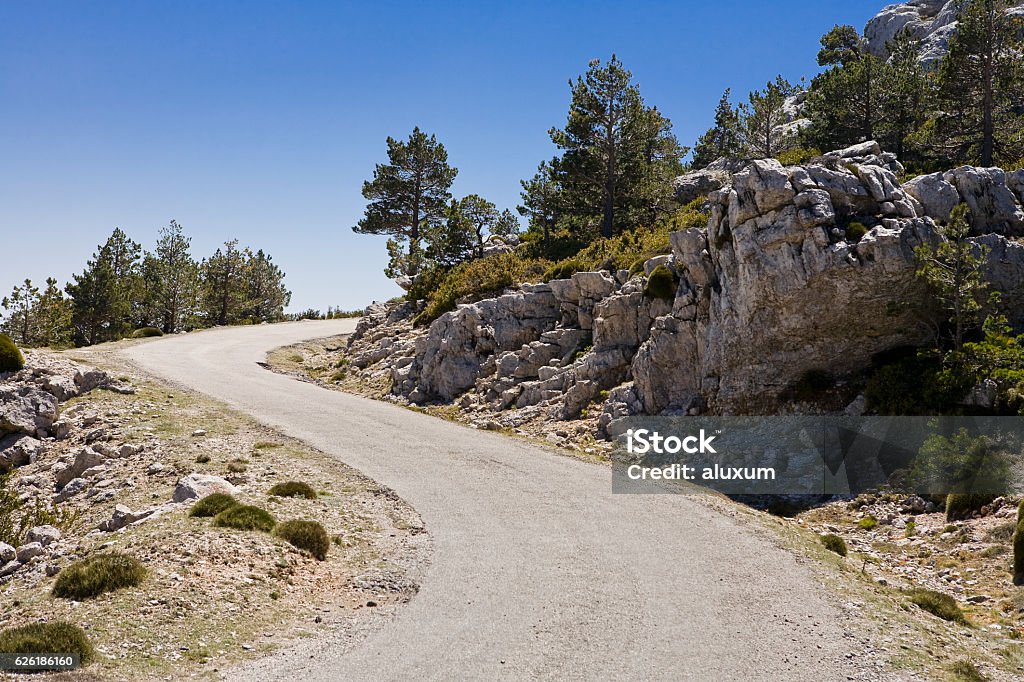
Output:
top-left (172, 474), bottom-right (240, 503)
top-left (0, 385), bottom-right (58, 438)
top-left (0, 434), bottom-right (44, 472)
top-left (903, 172), bottom-right (961, 223)
top-left (944, 166), bottom-right (1024, 235)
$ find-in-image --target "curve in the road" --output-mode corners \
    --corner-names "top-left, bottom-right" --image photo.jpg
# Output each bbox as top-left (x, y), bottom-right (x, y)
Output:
top-left (122, 320), bottom-right (860, 681)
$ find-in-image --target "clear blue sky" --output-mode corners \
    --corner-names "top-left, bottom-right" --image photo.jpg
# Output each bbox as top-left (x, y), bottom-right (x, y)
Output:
top-left (0, 1), bottom-right (884, 313)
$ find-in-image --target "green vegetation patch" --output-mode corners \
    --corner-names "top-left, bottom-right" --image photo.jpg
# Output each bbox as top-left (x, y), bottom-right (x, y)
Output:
top-left (0, 333), bottom-right (24, 372)
top-left (274, 519), bottom-right (330, 561)
top-left (188, 492), bottom-right (239, 518)
top-left (906, 588), bottom-right (969, 625)
top-left (643, 264), bottom-right (677, 302)
top-left (213, 504), bottom-right (276, 532)
top-left (945, 492), bottom-right (995, 522)
top-left (131, 326), bottom-right (164, 338)
top-left (52, 552), bottom-right (147, 600)
top-left (268, 481), bottom-right (318, 499)
top-left (820, 533), bottom-right (847, 557)
top-left (0, 622), bottom-right (94, 664)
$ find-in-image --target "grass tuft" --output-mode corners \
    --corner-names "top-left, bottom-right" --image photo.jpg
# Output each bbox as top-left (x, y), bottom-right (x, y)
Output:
top-left (820, 533), bottom-right (848, 557)
top-left (906, 588), bottom-right (969, 625)
top-left (274, 519), bottom-right (330, 560)
top-left (188, 492), bottom-right (239, 518)
top-left (0, 622), bottom-right (94, 664)
top-left (213, 504), bottom-right (276, 532)
top-left (52, 552), bottom-right (146, 600)
top-left (268, 481), bottom-right (318, 499)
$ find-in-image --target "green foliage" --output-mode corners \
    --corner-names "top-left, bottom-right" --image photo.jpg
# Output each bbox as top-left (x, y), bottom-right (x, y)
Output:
top-left (845, 221), bottom-right (868, 242)
top-left (915, 204), bottom-right (989, 351)
top-left (858, 516), bottom-right (878, 530)
top-left (213, 504), bottom-right (276, 532)
top-left (907, 588), bottom-right (969, 624)
top-left (0, 622), bottom-right (94, 664)
top-left (1, 278), bottom-right (73, 348)
top-left (957, 315), bottom-right (1024, 414)
top-left (1013, 519), bottom-right (1024, 585)
top-left (131, 326), bottom-right (164, 338)
top-left (545, 55), bottom-right (685, 239)
top-left (737, 75), bottom-right (798, 159)
top-left (268, 481), bottom-right (318, 499)
top-left (775, 147), bottom-right (821, 166)
top-left (691, 89), bottom-right (742, 168)
top-left (945, 492), bottom-right (996, 521)
top-left (1, 473), bottom-right (78, 546)
top-left (52, 552), bottom-right (146, 600)
top-left (543, 259), bottom-right (585, 281)
top-left (820, 533), bottom-right (848, 557)
top-left (1018, 498), bottom-right (1024, 524)
top-left (274, 519), bottom-right (330, 560)
top-left (948, 661), bottom-right (988, 682)
top-left (909, 429), bottom-right (1010, 497)
top-left (354, 127), bottom-right (458, 280)
top-left (188, 492), bottom-right (239, 518)
top-left (414, 252), bottom-right (549, 325)
top-left (643, 265), bottom-right (677, 302)
top-left (865, 349), bottom-right (971, 415)
top-left (0, 333), bottom-right (24, 372)
top-left (930, 0), bottom-right (1024, 166)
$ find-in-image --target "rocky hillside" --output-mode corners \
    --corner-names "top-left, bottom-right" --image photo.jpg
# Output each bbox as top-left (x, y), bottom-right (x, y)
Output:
top-left (336, 142), bottom-right (1024, 436)
top-left (865, 0), bottom-right (1024, 66)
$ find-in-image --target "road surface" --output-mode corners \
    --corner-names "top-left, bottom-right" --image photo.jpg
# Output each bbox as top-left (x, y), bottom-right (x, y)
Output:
top-left (121, 320), bottom-right (862, 681)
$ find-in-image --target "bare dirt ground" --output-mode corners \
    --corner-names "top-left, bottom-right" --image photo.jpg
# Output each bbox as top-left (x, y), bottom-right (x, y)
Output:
top-left (1, 344), bottom-right (430, 681)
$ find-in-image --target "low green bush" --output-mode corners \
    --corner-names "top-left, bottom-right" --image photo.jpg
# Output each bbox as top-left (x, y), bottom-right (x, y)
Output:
top-left (52, 552), bottom-right (146, 600)
top-left (865, 348), bottom-right (971, 416)
top-left (946, 493), bottom-right (995, 521)
top-left (821, 533), bottom-right (847, 557)
top-left (213, 504), bottom-right (276, 532)
top-left (268, 481), bottom-right (318, 499)
top-left (907, 588), bottom-right (969, 624)
top-left (1014, 520), bottom-right (1024, 586)
top-left (858, 516), bottom-right (878, 530)
top-left (0, 334), bottom-right (24, 373)
top-left (947, 660), bottom-right (988, 682)
top-left (274, 519), bottom-right (330, 560)
top-left (131, 326), bottom-right (164, 338)
top-left (643, 265), bottom-right (677, 302)
top-left (543, 259), bottom-right (585, 282)
top-left (188, 492), bottom-right (239, 518)
top-left (845, 221), bottom-right (868, 242)
top-left (0, 622), bottom-right (94, 664)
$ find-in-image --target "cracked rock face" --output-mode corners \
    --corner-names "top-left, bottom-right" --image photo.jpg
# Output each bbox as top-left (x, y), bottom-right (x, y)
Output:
top-left (864, 0), bottom-right (1024, 68)
top-left (346, 144), bottom-right (1024, 424)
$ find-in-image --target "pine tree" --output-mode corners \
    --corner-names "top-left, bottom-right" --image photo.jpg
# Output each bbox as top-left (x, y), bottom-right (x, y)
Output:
top-left (0, 280), bottom-right (40, 346)
top-left (518, 160), bottom-right (562, 252)
top-left (35, 278), bottom-right (73, 348)
top-left (243, 249), bottom-right (291, 323)
top-left (424, 200), bottom-right (476, 268)
top-left (151, 220), bottom-right (200, 333)
top-left (491, 209), bottom-right (521, 243)
top-left (738, 76), bottom-right (798, 159)
top-left (932, 0), bottom-right (1024, 166)
top-left (201, 240), bottom-right (248, 326)
top-left (691, 89), bottom-right (742, 168)
top-left (65, 228), bottom-right (140, 345)
top-left (549, 55), bottom-right (683, 238)
top-left (353, 128), bottom-right (458, 279)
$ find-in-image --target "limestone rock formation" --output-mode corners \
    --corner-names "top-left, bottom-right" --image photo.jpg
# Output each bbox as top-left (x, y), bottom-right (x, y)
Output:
top-left (343, 142), bottom-right (1024, 431)
top-left (864, 0), bottom-right (1024, 68)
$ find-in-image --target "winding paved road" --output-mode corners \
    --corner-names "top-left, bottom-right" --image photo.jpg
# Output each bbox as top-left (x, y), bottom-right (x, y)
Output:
top-left (121, 321), bottom-right (862, 681)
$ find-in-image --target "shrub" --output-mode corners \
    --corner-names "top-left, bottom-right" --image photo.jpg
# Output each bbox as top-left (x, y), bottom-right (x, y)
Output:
top-left (227, 460), bottom-right (248, 473)
top-left (543, 259), bottom-right (585, 282)
top-left (268, 481), bottom-right (318, 499)
top-left (274, 519), bottom-right (330, 560)
top-left (948, 660), bottom-right (988, 682)
top-left (644, 265), bottom-right (677, 302)
top-left (1018, 498), bottom-right (1024, 524)
top-left (945, 492), bottom-right (995, 521)
top-left (775, 147), bottom-right (822, 166)
top-left (195, 453), bottom-right (211, 464)
top-left (858, 516), bottom-right (878, 530)
top-left (0, 622), bottom-right (94, 664)
top-left (821, 533), bottom-right (847, 557)
top-left (845, 221), bottom-right (868, 242)
top-left (131, 326), bottom-right (164, 338)
top-left (865, 348), bottom-right (971, 416)
top-left (52, 552), bottom-right (146, 600)
top-left (909, 430), bottom-right (1010, 498)
top-left (906, 588), bottom-right (969, 624)
top-left (213, 504), bottom-right (276, 532)
top-left (904, 521), bottom-right (916, 537)
top-left (1014, 520), bottom-right (1024, 586)
top-left (0, 334), bottom-right (24, 373)
top-left (188, 492), bottom-right (238, 518)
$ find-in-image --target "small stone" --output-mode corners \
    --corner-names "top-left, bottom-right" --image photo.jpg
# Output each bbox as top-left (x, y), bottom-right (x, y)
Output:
top-left (191, 429), bottom-right (207, 437)
top-left (15, 542), bottom-right (45, 563)
top-left (27, 525), bottom-right (61, 547)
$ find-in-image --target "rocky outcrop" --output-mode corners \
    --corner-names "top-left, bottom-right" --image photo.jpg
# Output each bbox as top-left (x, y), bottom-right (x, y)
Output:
top-left (344, 143), bottom-right (1024, 431)
top-left (865, 0), bottom-right (1024, 68)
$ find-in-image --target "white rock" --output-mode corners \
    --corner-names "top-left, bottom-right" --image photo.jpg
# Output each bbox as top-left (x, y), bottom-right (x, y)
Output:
top-left (15, 542), bottom-right (44, 563)
top-left (172, 473), bottom-right (240, 503)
